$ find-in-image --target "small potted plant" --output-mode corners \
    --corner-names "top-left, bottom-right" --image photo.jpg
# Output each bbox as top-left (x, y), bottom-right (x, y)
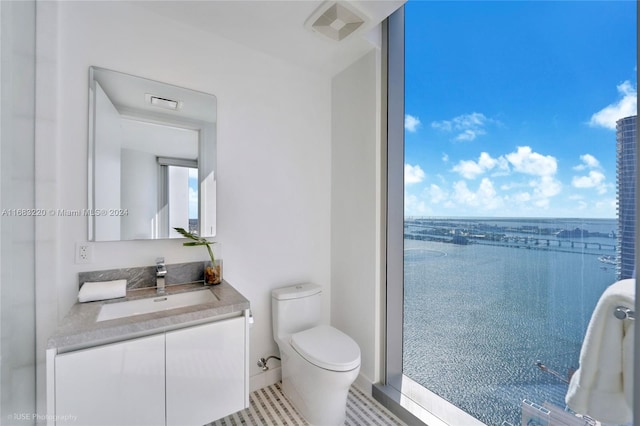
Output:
top-left (173, 227), bottom-right (222, 285)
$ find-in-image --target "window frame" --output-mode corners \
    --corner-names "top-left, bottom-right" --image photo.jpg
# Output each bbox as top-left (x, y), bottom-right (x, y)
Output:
top-left (378, 4), bottom-right (640, 425)
top-left (157, 158), bottom-right (198, 238)
top-left (384, 3), bottom-right (405, 393)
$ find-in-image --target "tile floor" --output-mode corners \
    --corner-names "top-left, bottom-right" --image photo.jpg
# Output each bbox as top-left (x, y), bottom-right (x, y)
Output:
top-left (209, 382), bottom-right (407, 426)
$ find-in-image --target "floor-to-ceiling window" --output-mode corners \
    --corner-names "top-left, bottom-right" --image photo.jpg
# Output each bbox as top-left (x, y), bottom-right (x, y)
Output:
top-left (384, 2), bottom-right (637, 425)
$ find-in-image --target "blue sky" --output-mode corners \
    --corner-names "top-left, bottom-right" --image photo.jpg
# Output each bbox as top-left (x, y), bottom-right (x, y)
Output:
top-left (189, 168), bottom-right (198, 219)
top-left (404, 0), bottom-right (637, 218)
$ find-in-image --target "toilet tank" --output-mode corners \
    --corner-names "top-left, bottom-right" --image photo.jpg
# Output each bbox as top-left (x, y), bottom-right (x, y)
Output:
top-left (272, 283), bottom-right (322, 342)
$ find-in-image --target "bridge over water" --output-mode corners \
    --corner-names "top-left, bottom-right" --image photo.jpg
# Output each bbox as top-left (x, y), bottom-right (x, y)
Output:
top-left (405, 232), bottom-right (616, 252)
top-left (512, 237), bottom-right (616, 251)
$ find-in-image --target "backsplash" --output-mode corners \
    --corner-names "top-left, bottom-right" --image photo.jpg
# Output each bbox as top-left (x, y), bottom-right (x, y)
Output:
top-left (78, 262), bottom-right (207, 290)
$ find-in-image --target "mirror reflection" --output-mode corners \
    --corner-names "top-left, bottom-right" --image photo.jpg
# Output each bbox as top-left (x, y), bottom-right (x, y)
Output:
top-left (88, 67), bottom-right (217, 241)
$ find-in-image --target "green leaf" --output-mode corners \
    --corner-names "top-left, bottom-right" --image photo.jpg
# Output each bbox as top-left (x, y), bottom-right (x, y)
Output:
top-left (173, 227), bottom-right (216, 264)
top-left (182, 241), bottom-right (207, 247)
top-left (173, 227), bottom-right (200, 241)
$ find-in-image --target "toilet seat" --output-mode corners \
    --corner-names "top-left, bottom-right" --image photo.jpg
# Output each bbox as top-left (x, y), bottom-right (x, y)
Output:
top-left (290, 325), bottom-right (361, 372)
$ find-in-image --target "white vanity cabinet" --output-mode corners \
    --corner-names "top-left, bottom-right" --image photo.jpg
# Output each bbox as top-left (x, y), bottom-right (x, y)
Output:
top-left (54, 333), bottom-right (166, 426)
top-left (166, 316), bottom-right (246, 426)
top-left (48, 313), bottom-right (249, 426)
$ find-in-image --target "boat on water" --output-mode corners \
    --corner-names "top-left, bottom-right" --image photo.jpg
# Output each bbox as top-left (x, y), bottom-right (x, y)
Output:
top-left (598, 255), bottom-right (616, 265)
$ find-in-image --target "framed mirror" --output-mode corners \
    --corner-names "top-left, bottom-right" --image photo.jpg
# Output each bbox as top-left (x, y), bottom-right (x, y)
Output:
top-left (88, 67), bottom-right (217, 241)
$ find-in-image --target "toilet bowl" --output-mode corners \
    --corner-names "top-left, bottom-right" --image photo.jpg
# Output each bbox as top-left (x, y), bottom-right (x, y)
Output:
top-left (272, 283), bottom-right (361, 425)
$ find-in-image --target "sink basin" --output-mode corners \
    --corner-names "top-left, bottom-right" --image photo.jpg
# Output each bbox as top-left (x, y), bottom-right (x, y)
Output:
top-left (97, 289), bottom-right (218, 322)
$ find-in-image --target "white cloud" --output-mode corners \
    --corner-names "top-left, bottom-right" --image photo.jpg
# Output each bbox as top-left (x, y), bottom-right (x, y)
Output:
top-left (427, 184), bottom-right (449, 205)
top-left (455, 129), bottom-right (486, 142)
top-left (513, 192), bottom-right (531, 203)
top-left (572, 171), bottom-right (605, 188)
top-left (442, 153), bottom-right (449, 163)
top-left (505, 146), bottom-right (557, 177)
top-left (452, 178), bottom-right (503, 210)
top-left (405, 164), bottom-right (425, 184)
top-left (446, 147), bottom-right (561, 212)
top-left (500, 170), bottom-right (562, 211)
top-left (405, 184), bottom-right (455, 216)
top-left (452, 160), bottom-right (485, 180)
top-left (452, 152), bottom-right (509, 179)
top-left (572, 170), bottom-right (608, 194)
top-left (431, 121), bottom-right (452, 132)
top-left (572, 154), bottom-right (608, 194)
top-left (573, 153), bottom-right (601, 171)
top-left (502, 175), bottom-right (561, 211)
top-left (589, 80), bottom-right (637, 130)
top-left (405, 191), bottom-right (429, 216)
top-left (405, 114), bottom-right (421, 133)
top-left (532, 176), bottom-right (562, 198)
top-left (432, 112), bottom-right (494, 142)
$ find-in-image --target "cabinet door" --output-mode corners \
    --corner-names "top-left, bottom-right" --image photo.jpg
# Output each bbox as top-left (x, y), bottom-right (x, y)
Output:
top-left (166, 316), bottom-right (246, 426)
top-left (55, 334), bottom-right (165, 426)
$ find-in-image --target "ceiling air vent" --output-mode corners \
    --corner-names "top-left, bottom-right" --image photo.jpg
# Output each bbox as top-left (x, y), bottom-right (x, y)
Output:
top-left (145, 93), bottom-right (182, 111)
top-left (305, 1), bottom-right (367, 42)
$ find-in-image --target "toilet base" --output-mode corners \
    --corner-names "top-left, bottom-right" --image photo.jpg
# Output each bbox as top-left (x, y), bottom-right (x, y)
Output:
top-left (279, 346), bottom-right (360, 426)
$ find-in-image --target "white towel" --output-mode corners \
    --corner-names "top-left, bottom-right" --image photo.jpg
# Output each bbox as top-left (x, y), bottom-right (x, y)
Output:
top-left (565, 278), bottom-right (635, 424)
top-left (78, 279), bottom-right (127, 303)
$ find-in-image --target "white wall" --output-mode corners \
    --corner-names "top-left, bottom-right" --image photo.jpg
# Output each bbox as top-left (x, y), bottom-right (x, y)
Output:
top-left (330, 49), bottom-right (383, 389)
top-left (121, 149), bottom-right (157, 240)
top-left (36, 0), bottom-right (332, 405)
top-left (34, 0), bottom-right (60, 415)
top-left (93, 81), bottom-right (122, 241)
top-left (1, 1), bottom-right (37, 422)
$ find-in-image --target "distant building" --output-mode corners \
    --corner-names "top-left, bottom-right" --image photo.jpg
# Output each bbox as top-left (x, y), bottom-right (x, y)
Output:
top-left (616, 115), bottom-right (637, 280)
top-left (555, 228), bottom-right (589, 238)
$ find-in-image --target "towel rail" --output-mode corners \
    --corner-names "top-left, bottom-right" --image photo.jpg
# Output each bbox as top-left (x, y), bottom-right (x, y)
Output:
top-left (614, 306), bottom-right (635, 321)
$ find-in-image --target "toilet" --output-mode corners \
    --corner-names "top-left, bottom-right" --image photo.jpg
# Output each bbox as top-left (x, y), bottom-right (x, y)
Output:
top-left (272, 283), bottom-right (361, 426)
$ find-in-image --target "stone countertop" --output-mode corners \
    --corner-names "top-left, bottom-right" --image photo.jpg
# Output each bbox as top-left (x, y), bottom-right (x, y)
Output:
top-left (48, 281), bottom-right (250, 352)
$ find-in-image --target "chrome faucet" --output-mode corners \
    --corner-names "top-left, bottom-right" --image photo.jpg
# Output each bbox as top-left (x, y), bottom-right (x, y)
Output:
top-left (156, 257), bottom-right (167, 294)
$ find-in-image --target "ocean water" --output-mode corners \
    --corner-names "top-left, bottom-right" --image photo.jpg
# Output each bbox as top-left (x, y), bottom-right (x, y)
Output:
top-left (403, 218), bottom-right (619, 426)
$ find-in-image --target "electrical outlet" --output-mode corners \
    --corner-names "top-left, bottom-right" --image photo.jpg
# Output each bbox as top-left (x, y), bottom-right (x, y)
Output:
top-left (75, 242), bottom-right (93, 264)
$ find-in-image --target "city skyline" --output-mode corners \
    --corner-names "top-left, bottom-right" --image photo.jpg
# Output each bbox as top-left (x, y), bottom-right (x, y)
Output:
top-left (404, 1), bottom-right (637, 219)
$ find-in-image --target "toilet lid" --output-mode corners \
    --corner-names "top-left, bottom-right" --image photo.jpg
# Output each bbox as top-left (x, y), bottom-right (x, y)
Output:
top-left (290, 325), bottom-right (361, 372)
